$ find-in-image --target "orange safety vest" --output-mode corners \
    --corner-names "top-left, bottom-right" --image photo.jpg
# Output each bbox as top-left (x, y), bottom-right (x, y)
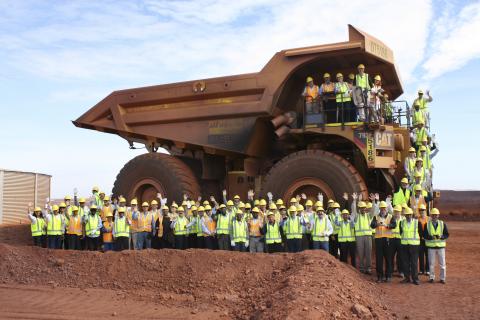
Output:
top-left (203, 217), bottom-right (216, 236)
top-left (375, 214), bottom-right (393, 239)
top-left (321, 82), bottom-right (335, 94)
top-left (128, 210), bottom-right (138, 233)
top-left (137, 212), bottom-right (153, 232)
top-left (103, 221), bottom-right (113, 243)
top-left (101, 206), bottom-right (113, 222)
top-left (248, 219), bottom-right (262, 237)
top-left (157, 214), bottom-right (164, 237)
top-left (67, 215), bottom-right (82, 236)
top-left (305, 85), bottom-right (319, 102)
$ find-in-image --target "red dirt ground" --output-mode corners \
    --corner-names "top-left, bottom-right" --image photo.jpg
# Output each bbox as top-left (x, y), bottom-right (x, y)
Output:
top-left (0, 221), bottom-right (478, 320)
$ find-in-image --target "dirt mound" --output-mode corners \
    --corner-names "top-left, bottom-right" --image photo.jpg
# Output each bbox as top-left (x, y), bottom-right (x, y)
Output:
top-left (0, 244), bottom-right (393, 319)
top-left (0, 224), bottom-right (31, 246)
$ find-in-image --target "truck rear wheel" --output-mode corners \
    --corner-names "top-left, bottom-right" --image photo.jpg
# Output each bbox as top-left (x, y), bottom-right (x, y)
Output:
top-left (112, 153), bottom-right (200, 203)
top-left (261, 150), bottom-right (367, 203)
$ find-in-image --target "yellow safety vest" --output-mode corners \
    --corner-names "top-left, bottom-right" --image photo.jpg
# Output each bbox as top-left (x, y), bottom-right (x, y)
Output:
top-left (114, 217), bottom-right (130, 238)
top-left (85, 214), bottom-right (100, 237)
top-left (425, 221), bottom-right (446, 248)
top-left (31, 218), bottom-right (45, 237)
top-left (335, 82), bottom-right (351, 103)
top-left (47, 215), bottom-right (63, 236)
top-left (355, 73), bottom-right (370, 90)
top-left (338, 221), bottom-right (355, 242)
top-left (232, 220), bottom-right (247, 243)
top-left (265, 222), bottom-right (281, 244)
top-left (393, 188), bottom-right (411, 206)
top-left (284, 216), bottom-right (302, 239)
top-left (355, 214), bottom-right (372, 236)
top-left (391, 216), bottom-right (404, 239)
top-left (174, 216), bottom-right (188, 235)
top-left (400, 219), bottom-right (420, 245)
top-left (216, 214), bottom-right (230, 235)
top-left (312, 216), bottom-right (329, 241)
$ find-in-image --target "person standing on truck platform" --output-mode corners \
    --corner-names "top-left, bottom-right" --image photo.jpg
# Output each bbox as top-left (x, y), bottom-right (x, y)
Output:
top-left (91, 186), bottom-right (102, 209)
top-left (334, 73), bottom-right (353, 122)
top-left (28, 205), bottom-right (46, 247)
top-left (383, 94), bottom-right (393, 123)
top-left (348, 73), bottom-right (365, 122)
top-left (412, 102), bottom-right (425, 127)
top-left (369, 75), bottom-right (384, 123)
top-left (393, 177), bottom-right (411, 207)
top-left (404, 147), bottom-right (417, 184)
top-left (320, 73), bottom-right (336, 122)
top-left (400, 207), bottom-right (422, 285)
top-left (370, 201), bottom-right (396, 283)
top-left (302, 76), bottom-right (320, 114)
top-left (413, 90), bottom-right (433, 129)
top-left (424, 208), bottom-right (448, 284)
top-left (335, 209), bottom-right (356, 267)
top-left (355, 64), bottom-right (372, 119)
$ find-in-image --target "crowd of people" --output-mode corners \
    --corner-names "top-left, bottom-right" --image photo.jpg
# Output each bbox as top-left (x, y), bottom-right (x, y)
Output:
top-left (28, 186), bottom-right (448, 285)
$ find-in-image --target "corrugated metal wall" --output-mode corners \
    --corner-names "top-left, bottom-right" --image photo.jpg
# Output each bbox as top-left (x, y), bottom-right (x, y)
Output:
top-left (0, 170), bottom-right (51, 225)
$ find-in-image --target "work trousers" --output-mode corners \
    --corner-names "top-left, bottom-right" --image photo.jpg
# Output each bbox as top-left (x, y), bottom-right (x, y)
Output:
top-left (86, 236), bottom-right (99, 251)
top-left (204, 236), bottom-right (215, 249)
top-left (47, 235), bottom-right (62, 249)
top-left (336, 101), bottom-right (354, 122)
top-left (356, 235), bottom-right (372, 272)
top-left (339, 241), bottom-right (356, 267)
top-left (32, 235), bottom-right (44, 247)
top-left (174, 235), bottom-right (187, 250)
top-left (390, 238), bottom-right (403, 274)
top-left (217, 234), bottom-right (230, 250)
top-left (115, 236), bottom-right (129, 251)
top-left (103, 242), bottom-right (114, 251)
top-left (428, 248), bottom-right (446, 281)
top-left (312, 240), bottom-right (329, 251)
top-left (67, 234), bottom-right (81, 250)
top-left (249, 236), bottom-right (264, 253)
top-left (375, 237), bottom-right (392, 279)
top-left (135, 232), bottom-right (151, 250)
top-left (188, 234), bottom-right (197, 248)
top-left (286, 238), bottom-right (302, 253)
top-left (302, 234), bottom-right (311, 250)
top-left (305, 101), bottom-right (320, 114)
top-left (130, 232), bottom-right (137, 250)
top-left (266, 243), bottom-right (283, 253)
top-left (152, 235), bottom-right (163, 249)
top-left (196, 236), bottom-right (205, 249)
top-left (419, 239), bottom-right (429, 273)
top-left (402, 244), bottom-right (419, 281)
top-left (324, 99), bottom-right (337, 123)
top-left (233, 242), bottom-right (247, 252)
top-left (329, 234), bottom-right (339, 258)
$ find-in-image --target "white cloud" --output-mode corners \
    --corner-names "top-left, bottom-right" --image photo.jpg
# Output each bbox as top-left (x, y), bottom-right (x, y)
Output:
top-left (422, 1), bottom-right (480, 80)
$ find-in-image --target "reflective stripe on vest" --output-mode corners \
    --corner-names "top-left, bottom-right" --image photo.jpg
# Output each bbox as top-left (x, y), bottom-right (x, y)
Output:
top-left (393, 188), bottom-right (411, 206)
top-left (114, 217), bottom-right (130, 237)
top-left (67, 215), bottom-right (82, 236)
top-left (392, 216), bottom-right (403, 239)
top-left (47, 215), bottom-right (63, 235)
top-left (305, 85), bottom-right (319, 102)
top-left (249, 219), bottom-right (262, 237)
top-left (85, 215), bottom-right (100, 236)
top-left (400, 219), bottom-right (420, 245)
top-left (375, 214), bottom-right (393, 238)
top-left (338, 221), bottom-right (355, 242)
top-left (266, 222), bottom-right (281, 244)
top-left (216, 214), bottom-right (230, 235)
top-left (321, 82), bottom-right (335, 93)
top-left (285, 216), bottom-right (302, 239)
top-left (174, 217), bottom-right (188, 235)
top-left (31, 218), bottom-right (45, 237)
top-left (329, 212), bottom-right (339, 234)
top-left (103, 221), bottom-right (113, 242)
top-left (232, 220), bottom-right (247, 243)
top-left (425, 221), bottom-right (446, 248)
top-left (355, 214), bottom-right (372, 236)
top-left (312, 216), bottom-right (329, 241)
top-left (355, 74), bottom-right (370, 90)
top-left (335, 82), bottom-right (351, 102)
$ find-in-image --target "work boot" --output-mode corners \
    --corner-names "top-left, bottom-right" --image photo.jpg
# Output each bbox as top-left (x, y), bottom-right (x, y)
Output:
top-left (428, 279), bottom-right (434, 283)
top-left (376, 277), bottom-right (382, 283)
top-left (413, 280), bottom-right (420, 285)
top-left (401, 278), bottom-right (411, 284)
top-left (440, 280), bottom-right (446, 284)
top-left (385, 277), bottom-right (392, 283)
top-left (400, 273), bottom-right (405, 279)
top-left (365, 270), bottom-right (372, 275)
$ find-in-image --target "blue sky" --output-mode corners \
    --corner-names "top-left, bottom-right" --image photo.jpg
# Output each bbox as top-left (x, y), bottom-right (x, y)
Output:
top-left (1, 0), bottom-right (479, 198)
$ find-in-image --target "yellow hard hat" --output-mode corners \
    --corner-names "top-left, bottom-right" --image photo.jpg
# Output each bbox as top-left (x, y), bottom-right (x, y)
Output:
top-left (130, 199), bottom-right (138, 205)
top-left (118, 207), bottom-right (126, 213)
top-left (171, 202), bottom-right (178, 208)
top-left (306, 76), bottom-right (314, 83)
top-left (393, 205), bottom-right (402, 212)
top-left (70, 205), bottom-right (78, 212)
top-left (290, 198), bottom-right (297, 203)
top-left (59, 202), bottom-right (66, 208)
top-left (269, 203), bottom-right (277, 210)
top-left (254, 199), bottom-right (259, 206)
top-left (348, 73), bottom-right (355, 80)
top-left (357, 64), bottom-right (365, 69)
top-left (279, 205), bottom-right (286, 210)
top-left (316, 206), bottom-right (324, 212)
top-left (379, 201), bottom-right (387, 208)
top-left (297, 204), bottom-right (304, 211)
top-left (288, 205), bottom-right (297, 213)
top-left (276, 199), bottom-right (284, 205)
top-left (366, 202), bottom-right (373, 209)
top-left (203, 200), bottom-right (210, 205)
top-left (190, 200), bottom-right (196, 206)
top-left (90, 204), bottom-right (97, 210)
top-left (142, 202), bottom-right (149, 207)
top-left (34, 206), bottom-right (42, 212)
top-left (105, 211), bottom-right (113, 218)
top-left (305, 200), bottom-right (313, 206)
top-left (328, 199), bottom-right (334, 204)
top-left (358, 201), bottom-right (366, 208)
top-left (267, 211), bottom-right (274, 216)
top-left (419, 204), bottom-right (427, 210)
top-left (51, 205), bottom-right (59, 211)
top-left (252, 207), bottom-right (260, 213)
top-left (374, 75), bottom-right (381, 81)
top-left (151, 199), bottom-right (158, 205)
top-left (315, 201), bottom-right (322, 208)
top-left (64, 195), bottom-right (72, 200)
top-left (409, 147), bottom-right (416, 153)
top-left (332, 202), bottom-right (340, 208)
top-left (161, 205), bottom-right (169, 210)
top-left (219, 204), bottom-right (226, 209)
top-left (323, 73), bottom-right (330, 78)
top-left (181, 201), bottom-right (188, 206)
top-left (401, 177), bottom-right (409, 184)
top-left (119, 197), bottom-right (126, 203)
top-left (404, 208), bottom-right (414, 215)
top-left (104, 196), bottom-right (110, 201)
top-left (414, 172), bottom-right (422, 178)
top-left (205, 204), bottom-right (212, 210)
top-left (99, 190), bottom-right (105, 195)
top-left (419, 146), bottom-right (427, 152)
top-left (418, 89), bottom-right (424, 94)
top-left (430, 208), bottom-right (440, 215)
top-left (416, 157), bottom-right (423, 163)
top-left (233, 195), bottom-right (240, 200)
top-left (226, 200), bottom-right (234, 206)
top-left (191, 205), bottom-right (198, 211)
top-left (92, 186), bottom-right (99, 192)
top-left (414, 184), bottom-right (423, 191)
top-left (238, 202), bottom-right (245, 209)
top-left (341, 209), bottom-right (349, 215)
top-left (259, 199), bottom-right (267, 206)
top-left (236, 210), bottom-right (243, 215)
top-left (245, 203), bottom-right (251, 209)
top-left (336, 73), bottom-right (343, 78)
top-left (79, 197), bottom-right (86, 203)
top-left (198, 206), bottom-right (205, 212)
top-left (177, 207), bottom-right (185, 212)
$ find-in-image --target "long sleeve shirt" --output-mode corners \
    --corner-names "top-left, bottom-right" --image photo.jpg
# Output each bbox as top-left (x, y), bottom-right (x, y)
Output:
top-left (370, 214), bottom-right (397, 229)
top-left (423, 220), bottom-right (449, 240)
top-left (201, 216), bottom-right (214, 236)
top-left (82, 214), bottom-right (102, 237)
top-left (399, 219), bottom-right (423, 241)
top-left (43, 212), bottom-right (66, 231)
top-left (132, 211), bottom-right (155, 233)
top-left (308, 215), bottom-right (333, 236)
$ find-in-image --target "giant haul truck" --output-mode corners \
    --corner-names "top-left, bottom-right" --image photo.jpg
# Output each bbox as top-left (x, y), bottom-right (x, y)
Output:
top-left (74, 25), bottom-right (412, 203)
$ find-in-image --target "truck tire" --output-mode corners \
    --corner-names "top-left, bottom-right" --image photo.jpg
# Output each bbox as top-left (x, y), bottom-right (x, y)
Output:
top-left (112, 153), bottom-right (200, 203)
top-left (261, 150), bottom-right (367, 202)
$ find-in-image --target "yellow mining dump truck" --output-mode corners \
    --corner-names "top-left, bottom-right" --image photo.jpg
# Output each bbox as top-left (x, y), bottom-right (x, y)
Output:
top-left (74, 25), bottom-right (413, 203)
